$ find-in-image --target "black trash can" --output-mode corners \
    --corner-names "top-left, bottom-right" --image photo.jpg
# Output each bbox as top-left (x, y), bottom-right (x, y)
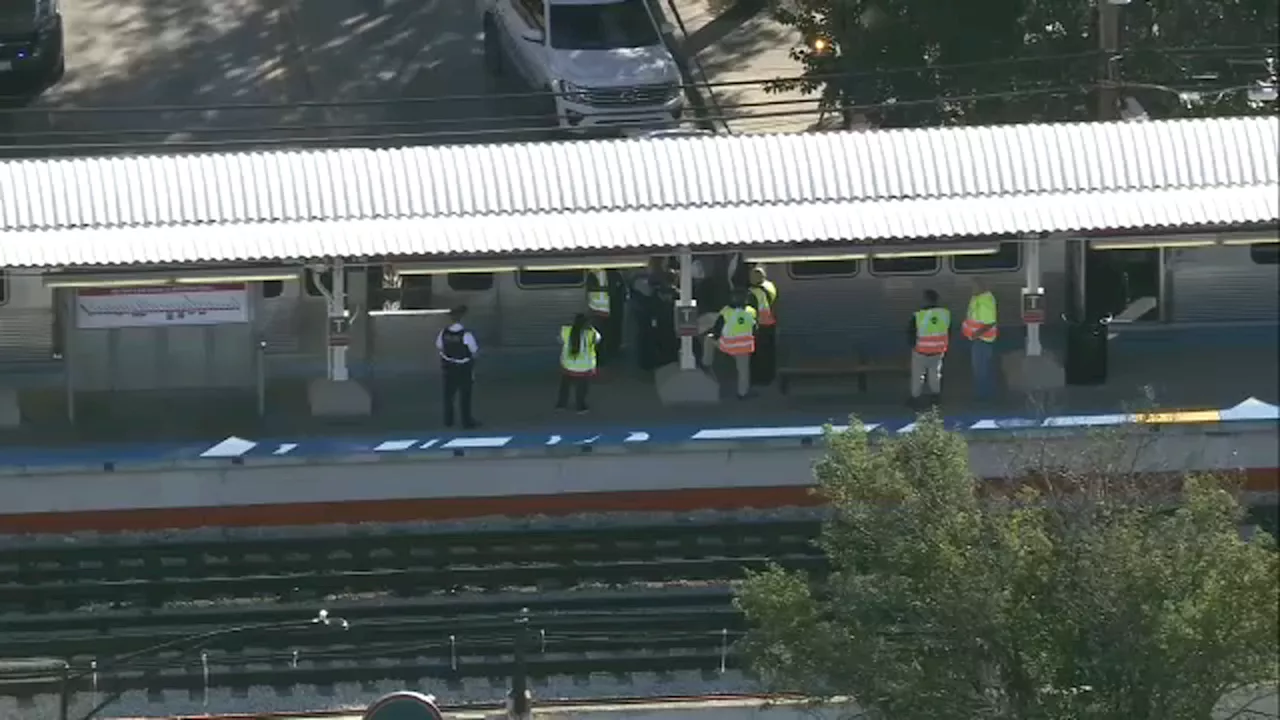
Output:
top-left (1065, 319), bottom-right (1108, 386)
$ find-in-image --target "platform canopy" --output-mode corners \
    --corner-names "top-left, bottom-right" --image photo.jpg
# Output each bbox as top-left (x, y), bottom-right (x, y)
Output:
top-left (0, 116), bottom-right (1276, 269)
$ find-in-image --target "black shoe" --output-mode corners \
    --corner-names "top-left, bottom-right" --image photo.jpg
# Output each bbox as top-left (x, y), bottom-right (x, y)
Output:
top-left (462, 420), bottom-right (481, 430)
top-left (576, 407), bottom-right (590, 415)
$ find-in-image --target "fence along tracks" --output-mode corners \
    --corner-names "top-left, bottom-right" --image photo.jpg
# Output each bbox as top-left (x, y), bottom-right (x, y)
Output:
top-left (0, 520), bottom-right (826, 698)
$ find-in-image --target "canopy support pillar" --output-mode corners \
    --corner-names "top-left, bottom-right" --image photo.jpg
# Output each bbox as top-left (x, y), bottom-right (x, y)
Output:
top-left (307, 258), bottom-right (372, 417)
top-left (1003, 236), bottom-right (1066, 395)
top-left (655, 247), bottom-right (720, 405)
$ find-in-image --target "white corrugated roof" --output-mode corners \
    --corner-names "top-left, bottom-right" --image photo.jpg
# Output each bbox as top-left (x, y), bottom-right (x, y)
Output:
top-left (0, 116), bottom-right (1275, 267)
top-left (5, 186), bottom-right (1274, 268)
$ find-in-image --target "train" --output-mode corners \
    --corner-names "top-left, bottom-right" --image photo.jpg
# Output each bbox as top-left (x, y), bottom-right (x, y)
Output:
top-left (0, 236), bottom-right (1274, 395)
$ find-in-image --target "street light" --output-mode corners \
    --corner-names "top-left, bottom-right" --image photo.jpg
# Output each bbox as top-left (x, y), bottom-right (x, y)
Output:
top-left (41, 609), bottom-right (351, 720)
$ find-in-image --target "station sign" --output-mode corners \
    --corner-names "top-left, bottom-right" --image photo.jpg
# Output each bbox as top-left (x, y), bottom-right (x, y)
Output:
top-left (362, 691), bottom-right (445, 720)
top-left (74, 284), bottom-right (250, 330)
top-left (328, 316), bottom-right (351, 347)
top-left (1021, 290), bottom-right (1046, 324)
top-left (675, 300), bottom-right (700, 337)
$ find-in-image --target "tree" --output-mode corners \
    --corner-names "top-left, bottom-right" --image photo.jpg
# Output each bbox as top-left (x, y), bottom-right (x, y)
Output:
top-left (767, 0), bottom-right (1277, 127)
top-left (735, 413), bottom-right (1279, 720)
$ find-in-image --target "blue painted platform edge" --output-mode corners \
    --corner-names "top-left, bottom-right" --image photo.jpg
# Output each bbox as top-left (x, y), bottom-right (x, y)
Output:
top-left (0, 398), bottom-right (1275, 471)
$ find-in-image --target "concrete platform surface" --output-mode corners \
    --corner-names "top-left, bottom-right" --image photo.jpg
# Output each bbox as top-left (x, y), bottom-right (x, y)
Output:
top-left (0, 344), bottom-right (1275, 469)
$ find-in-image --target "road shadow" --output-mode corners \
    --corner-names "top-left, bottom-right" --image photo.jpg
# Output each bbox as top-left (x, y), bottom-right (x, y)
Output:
top-left (0, 0), bottom-right (556, 158)
top-left (668, 0), bottom-right (816, 132)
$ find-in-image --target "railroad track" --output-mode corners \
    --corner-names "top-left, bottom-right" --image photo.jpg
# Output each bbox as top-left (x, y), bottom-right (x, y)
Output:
top-left (0, 520), bottom-right (827, 699)
top-left (3, 509), bottom-right (1271, 702)
top-left (0, 587), bottom-right (745, 697)
top-left (0, 519), bottom-right (825, 612)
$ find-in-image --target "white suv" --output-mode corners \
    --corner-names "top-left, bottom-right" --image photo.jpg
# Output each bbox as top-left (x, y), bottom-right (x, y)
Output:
top-left (481, 0), bottom-right (686, 131)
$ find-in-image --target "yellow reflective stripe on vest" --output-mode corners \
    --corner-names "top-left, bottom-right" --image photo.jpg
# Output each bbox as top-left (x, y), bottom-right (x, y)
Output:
top-left (587, 270), bottom-right (610, 315)
top-left (719, 306), bottom-right (757, 355)
top-left (750, 281), bottom-right (777, 326)
top-left (560, 326), bottom-right (599, 373)
top-left (962, 292), bottom-right (998, 342)
top-left (914, 307), bottom-right (951, 355)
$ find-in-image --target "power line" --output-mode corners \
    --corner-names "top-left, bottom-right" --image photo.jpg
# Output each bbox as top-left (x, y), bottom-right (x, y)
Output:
top-left (0, 79), bottom-right (1261, 154)
top-left (12, 75), bottom-right (1258, 144)
top-left (0, 42), bottom-right (1270, 117)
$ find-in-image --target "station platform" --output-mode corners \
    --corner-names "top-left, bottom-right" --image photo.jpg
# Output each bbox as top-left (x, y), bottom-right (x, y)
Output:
top-left (0, 340), bottom-right (1276, 536)
top-left (0, 342), bottom-right (1276, 468)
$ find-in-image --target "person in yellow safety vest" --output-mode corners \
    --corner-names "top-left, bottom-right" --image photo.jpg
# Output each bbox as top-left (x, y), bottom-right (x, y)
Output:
top-left (746, 266), bottom-right (779, 387)
top-left (962, 278), bottom-right (999, 399)
top-left (907, 289), bottom-right (951, 407)
top-left (555, 313), bottom-right (602, 414)
top-left (701, 290), bottom-right (759, 400)
top-left (585, 268), bottom-right (622, 365)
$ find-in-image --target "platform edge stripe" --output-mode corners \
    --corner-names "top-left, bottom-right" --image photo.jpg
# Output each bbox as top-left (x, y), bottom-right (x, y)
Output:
top-left (439, 436), bottom-right (513, 449)
top-left (1134, 410), bottom-right (1223, 424)
top-left (199, 437), bottom-right (258, 458)
top-left (690, 426), bottom-right (828, 441)
top-left (373, 440), bottom-right (420, 452)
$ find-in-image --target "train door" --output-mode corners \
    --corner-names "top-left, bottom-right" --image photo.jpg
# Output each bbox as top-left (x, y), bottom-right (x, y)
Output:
top-left (1084, 246), bottom-right (1162, 324)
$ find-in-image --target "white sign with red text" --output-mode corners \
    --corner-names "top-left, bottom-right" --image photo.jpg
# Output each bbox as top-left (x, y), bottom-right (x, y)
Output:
top-left (75, 284), bottom-right (251, 329)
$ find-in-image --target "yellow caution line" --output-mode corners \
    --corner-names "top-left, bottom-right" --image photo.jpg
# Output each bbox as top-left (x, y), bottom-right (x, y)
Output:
top-left (1134, 410), bottom-right (1223, 424)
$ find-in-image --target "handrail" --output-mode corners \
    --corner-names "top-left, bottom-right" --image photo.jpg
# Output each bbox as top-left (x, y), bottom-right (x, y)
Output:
top-left (256, 340), bottom-right (267, 417)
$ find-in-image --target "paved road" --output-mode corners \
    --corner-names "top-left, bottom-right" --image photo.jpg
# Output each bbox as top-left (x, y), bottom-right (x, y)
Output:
top-left (663, 0), bottom-right (817, 133)
top-left (1, 0), bottom-right (554, 156)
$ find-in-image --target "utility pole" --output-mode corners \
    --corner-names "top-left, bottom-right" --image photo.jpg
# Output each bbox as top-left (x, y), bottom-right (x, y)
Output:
top-left (1096, 0), bottom-right (1127, 120)
top-left (508, 608), bottom-right (532, 720)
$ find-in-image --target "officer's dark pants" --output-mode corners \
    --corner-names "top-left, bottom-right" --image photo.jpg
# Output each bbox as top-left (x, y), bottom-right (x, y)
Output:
top-left (442, 361), bottom-right (476, 427)
top-left (603, 307), bottom-right (624, 361)
top-left (555, 373), bottom-right (591, 411)
top-left (591, 311), bottom-right (622, 365)
top-left (751, 325), bottom-right (778, 385)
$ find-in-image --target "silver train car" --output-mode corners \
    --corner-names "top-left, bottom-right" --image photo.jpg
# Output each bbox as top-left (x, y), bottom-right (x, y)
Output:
top-left (0, 240), bottom-right (1274, 395)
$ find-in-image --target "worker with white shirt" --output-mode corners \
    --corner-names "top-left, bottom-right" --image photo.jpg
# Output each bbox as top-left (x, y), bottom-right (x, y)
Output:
top-left (435, 305), bottom-right (480, 429)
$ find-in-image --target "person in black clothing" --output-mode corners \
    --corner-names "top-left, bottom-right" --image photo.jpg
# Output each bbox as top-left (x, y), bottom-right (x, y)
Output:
top-left (653, 268), bottom-right (680, 367)
top-left (586, 269), bottom-right (628, 365)
top-left (435, 305), bottom-right (480, 429)
top-left (604, 269), bottom-right (627, 363)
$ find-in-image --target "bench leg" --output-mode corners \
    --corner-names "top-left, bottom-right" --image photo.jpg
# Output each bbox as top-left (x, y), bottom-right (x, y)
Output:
top-left (779, 377), bottom-right (790, 395)
top-left (857, 372), bottom-right (867, 393)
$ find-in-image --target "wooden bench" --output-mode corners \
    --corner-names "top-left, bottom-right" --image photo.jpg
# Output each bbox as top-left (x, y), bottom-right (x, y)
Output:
top-left (777, 353), bottom-right (909, 395)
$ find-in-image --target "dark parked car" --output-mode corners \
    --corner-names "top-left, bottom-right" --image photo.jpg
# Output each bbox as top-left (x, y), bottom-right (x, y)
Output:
top-left (0, 0), bottom-right (65, 98)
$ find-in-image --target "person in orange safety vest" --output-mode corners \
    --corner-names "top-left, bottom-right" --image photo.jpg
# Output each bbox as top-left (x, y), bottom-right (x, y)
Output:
top-left (701, 290), bottom-right (759, 400)
top-left (907, 289), bottom-right (951, 407)
top-left (962, 277), bottom-right (999, 399)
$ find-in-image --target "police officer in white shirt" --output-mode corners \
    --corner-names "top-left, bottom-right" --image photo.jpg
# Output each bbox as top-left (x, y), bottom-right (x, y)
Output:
top-left (435, 305), bottom-right (480, 428)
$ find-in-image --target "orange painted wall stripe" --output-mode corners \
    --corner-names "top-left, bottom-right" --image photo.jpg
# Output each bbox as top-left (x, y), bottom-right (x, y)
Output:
top-left (0, 469), bottom-right (1273, 536)
top-left (0, 486), bottom-right (824, 535)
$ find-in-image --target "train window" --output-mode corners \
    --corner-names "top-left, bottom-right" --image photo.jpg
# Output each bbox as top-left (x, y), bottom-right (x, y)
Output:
top-left (1250, 244), bottom-right (1279, 265)
top-left (0, 270), bottom-right (8, 305)
top-left (261, 280), bottom-right (284, 298)
top-left (786, 259), bottom-right (860, 278)
top-left (870, 255), bottom-right (940, 275)
top-left (951, 242), bottom-right (1022, 273)
top-left (517, 269), bottom-right (585, 288)
top-left (368, 268), bottom-right (433, 311)
top-left (448, 272), bottom-right (495, 292)
top-left (304, 269), bottom-right (333, 297)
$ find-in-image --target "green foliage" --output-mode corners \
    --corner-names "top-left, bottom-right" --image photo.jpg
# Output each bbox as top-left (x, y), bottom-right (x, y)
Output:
top-left (736, 413), bottom-right (1280, 720)
top-left (767, 0), bottom-right (1278, 126)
